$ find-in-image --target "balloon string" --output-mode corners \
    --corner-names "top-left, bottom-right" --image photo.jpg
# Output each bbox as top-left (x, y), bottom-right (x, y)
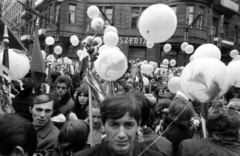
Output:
top-left (138, 102), bottom-right (190, 156)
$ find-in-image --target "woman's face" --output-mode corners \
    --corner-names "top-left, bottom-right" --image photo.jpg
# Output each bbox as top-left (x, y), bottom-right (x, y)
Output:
top-left (78, 93), bottom-right (88, 105)
top-left (104, 112), bottom-right (138, 155)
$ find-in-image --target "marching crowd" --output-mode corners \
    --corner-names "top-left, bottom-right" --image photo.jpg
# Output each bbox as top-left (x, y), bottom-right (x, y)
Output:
top-left (0, 62), bottom-right (240, 156)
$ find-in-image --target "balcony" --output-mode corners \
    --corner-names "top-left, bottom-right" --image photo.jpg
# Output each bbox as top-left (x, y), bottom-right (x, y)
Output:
top-left (213, 0), bottom-right (239, 16)
top-left (35, 0), bottom-right (46, 11)
top-left (21, 10), bottom-right (33, 20)
top-left (20, 34), bottom-right (31, 42)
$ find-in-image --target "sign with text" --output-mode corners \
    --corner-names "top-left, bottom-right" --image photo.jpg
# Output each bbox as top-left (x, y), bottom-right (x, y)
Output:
top-left (119, 36), bottom-right (147, 46)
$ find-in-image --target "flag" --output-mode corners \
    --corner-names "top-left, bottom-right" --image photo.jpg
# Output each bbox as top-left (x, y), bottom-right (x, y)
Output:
top-left (31, 26), bottom-right (46, 95)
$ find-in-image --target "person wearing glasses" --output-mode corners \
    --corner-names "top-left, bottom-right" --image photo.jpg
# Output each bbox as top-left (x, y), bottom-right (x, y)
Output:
top-left (52, 76), bottom-right (74, 117)
top-left (30, 94), bottom-right (59, 156)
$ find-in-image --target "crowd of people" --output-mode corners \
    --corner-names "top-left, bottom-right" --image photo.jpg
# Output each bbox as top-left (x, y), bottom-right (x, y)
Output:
top-left (0, 60), bottom-right (240, 156)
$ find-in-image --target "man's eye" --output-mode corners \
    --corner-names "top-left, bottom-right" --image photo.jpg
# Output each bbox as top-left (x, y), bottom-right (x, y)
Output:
top-left (110, 122), bottom-right (119, 127)
top-left (125, 122), bottom-right (134, 128)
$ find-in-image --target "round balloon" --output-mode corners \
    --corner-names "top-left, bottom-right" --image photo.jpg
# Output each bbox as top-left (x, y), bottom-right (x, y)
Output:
top-left (164, 44), bottom-right (172, 52)
top-left (230, 49), bottom-right (238, 59)
top-left (180, 57), bottom-right (230, 103)
top-left (168, 77), bottom-right (181, 93)
top-left (162, 59), bottom-right (169, 65)
top-left (54, 46), bottom-right (62, 55)
top-left (41, 50), bottom-right (46, 60)
top-left (170, 59), bottom-right (176, 66)
top-left (57, 59), bottom-right (63, 64)
top-left (103, 31), bottom-right (119, 48)
top-left (94, 37), bottom-right (103, 47)
top-left (138, 4), bottom-right (177, 43)
top-left (185, 45), bottom-right (194, 54)
top-left (189, 54), bottom-right (194, 62)
top-left (94, 48), bottom-right (128, 81)
top-left (91, 17), bottom-right (104, 30)
top-left (47, 54), bottom-right (55, 62)
top-left (146, 41), bottom-right (154, 48)
top-left (0, 49), bottom-right (30, 80)
top-left (227, 60), bottom-right (240, 88)
top-left (104, 26), bottom-right (118, 34)
top-left (70, 36), bottom-right (79, 46)
top-left (45, 36), bottom-right (55, 45)
top-left (87, 5), bottom-right (100, 19)
top-left (194, 44), bottom-right (221, 60)
top-left (77, 50), bottom-right (83, 58)
top-left (143, 77), bottom-right (149, 86)
top-left (98, 45), bottom-right (107, 53)
top-left (143, 60), bottom-right (148, 64)
top-left (181, 42), bottom-right (188, 51)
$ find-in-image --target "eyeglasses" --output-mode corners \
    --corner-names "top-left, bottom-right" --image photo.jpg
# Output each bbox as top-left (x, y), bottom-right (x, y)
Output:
top-left (57, 86), bottom-right (67, 90)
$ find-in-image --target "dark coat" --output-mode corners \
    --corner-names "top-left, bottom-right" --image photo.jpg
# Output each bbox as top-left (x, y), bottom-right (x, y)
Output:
top-left (35, 120), bottom-right (59, 156)
top-left (12, 95), bottom-right (34, 122)
top-left (74, 140), bottom-right (164, 156)
top-left (140, 127), bottom-right (173, 156)
top-left (163, 123), bottom-right (193, 155)
top-left (176, 138), bottom-right (240, 156)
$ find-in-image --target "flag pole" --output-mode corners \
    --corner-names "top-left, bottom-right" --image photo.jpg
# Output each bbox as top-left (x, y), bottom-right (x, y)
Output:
top-left (88, 55), bottom-right (93, 147)
top-left (3, 25), bottom-right (12, 105)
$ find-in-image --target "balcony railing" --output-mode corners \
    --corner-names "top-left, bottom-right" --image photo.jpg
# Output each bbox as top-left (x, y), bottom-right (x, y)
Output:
top-left (213, 0), bottom-right (239, 16)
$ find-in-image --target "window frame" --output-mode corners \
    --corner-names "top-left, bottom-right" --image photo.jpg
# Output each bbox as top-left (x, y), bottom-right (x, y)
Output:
top-left (69, 4), bottom-right (76, 25)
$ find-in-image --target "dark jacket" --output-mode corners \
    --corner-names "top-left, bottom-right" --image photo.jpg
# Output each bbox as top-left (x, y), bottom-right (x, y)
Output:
top-left (12, 95), bottom-right (34, 122)
top-left (140, 127), bottom-right (173, 156)
top-left (72, 103), bottom-right (88, 120)
top-left (35, 120), bottom-right (59, 156)
top-left (176, 138), bottom-right (240, 156)
top-left (163, 122), bottom-right (193, 155)
top-left (75, 140), bottom-right (164, 156)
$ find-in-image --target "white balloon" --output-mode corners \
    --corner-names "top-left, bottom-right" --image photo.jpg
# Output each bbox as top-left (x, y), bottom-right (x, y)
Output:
top-left (146, 41), bottom-right (154, 48)
top-left (227, 60), bottom-right (240, 87)
top-left (185, 45), bottom-right (194, 54)
top-left (0, 49), bottom-right (30, 80)
top-left (47, 54), bottom-right (55, 62)
top-left (230, 49), bottom-right (239, 59)
top-left (80, 51), bottom-right (89, 61)
top-left (164, 44), bottom-right (172, 52)
top-left (98, 45), bottom-right (107, 53)
top-left (57, 59), bottom-right (63, 64)
top-left (190, 54), bottom-right (194, 62)
top-left (87, 5), bottom-right (100, 19)
top-left (103, 31), bottom-right (119, 48)
top-left (104, 26), bottom-right (118, 34)
top-left (162, 59), bottom-right (169, 65)
top-left (194, 44), bottom-right (221, 60)
top-left (71, 36), bottom-right (80, 46)
top-left (138, 4), bottom-right (177, 43)
top-left (77, 50), bottom-right (84, 58)
top-left (94, 37), bottom-right (103, 47)
top-left (143, 77), bottom-right (150, 86)
top-left (143, 60), bottom-right (148, 64)
top-left (168, 77), bottom-right (181, 93)
top-left (91, 17), bottom-right (104, 30)
top-left (41, 50), bottom-right (46, 60)
top-left (54, 46), bottom-right (62, 55)
top-left (45, 36), bottom-right (55, 45)
top-left (181, 42), bottom-right (188, 51)
top-left (170, 59), bottom-right (176, 66)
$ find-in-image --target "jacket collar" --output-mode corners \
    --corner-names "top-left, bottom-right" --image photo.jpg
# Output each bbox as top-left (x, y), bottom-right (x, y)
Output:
top-left (37, 120), bottom-right (54, 138)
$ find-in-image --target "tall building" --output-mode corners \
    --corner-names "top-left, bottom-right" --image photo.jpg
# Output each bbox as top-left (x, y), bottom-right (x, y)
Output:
top-left (20, 0), bottom-right (240, 64)
top-left (1, 0), bottom-right (23, 39)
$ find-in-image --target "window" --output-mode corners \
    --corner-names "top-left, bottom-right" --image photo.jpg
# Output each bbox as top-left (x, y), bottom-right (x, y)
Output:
top-left (196, 6), bottom-right (204, 29)
top-left (69, 4), bottom-right (76, 25)
top-left (212, 17), bottom-right (219, 37)
top-left (129, 47), bottom-right (146, 61)
top-left (235, 26), bottom-right (240, 44)
top-left (105, 7), bottom-right (113, 21)
top-left (171, 5), bottom-right (177, 13)
top-left (48, 4), bottom-right (53, 24)
top-left (223, 22), bottom-right (228, 39)
top-left (186, 6), bottom-right (194, 25)
top-left (131, 7), bottom-right (140, 28)
top-left (55, 3), bottom-right (61, 23)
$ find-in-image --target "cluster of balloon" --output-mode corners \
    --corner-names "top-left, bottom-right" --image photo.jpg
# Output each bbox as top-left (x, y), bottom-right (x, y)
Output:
top-left (149, 61), bottom-right (158, 68)
top-left (164, 43), bottom-right (172, 52)
top-left (193, 44), bottom-right (221, 60)
top-left (168, 77), bottom-right (181, 93)
top-left (141, 64), bottom-right (154, 76)
top-left (103, 26), bottom-right (119, 48)
top-left (138, 4), bottom-right (177, 43)
top-left (54, 45), bottom-right (62, 55)
top-left (94, 47), bottom-right (128, 81)
top-left (185, 45), bottom-right (194, 54)
top-left (41, 50), bottom-right (46, 60)
top-left (180, 57), bottom-right (230, 103)
top-left (143, 76), bottom-right (150, 86)
top-left (229, 49), bottom-right (239, 59)
top-left (0, 49), bottom-right (30, 80)
top-left (87, 6), bottom-right (104, 31)
top-left (227, 59), bottom-right (240, 87)
top-left (170, 59), bottom-right (176, 66)
top-left (70, 35), bottom-right (80, 46)
top-left (146, 41), bottom-right (154, 48)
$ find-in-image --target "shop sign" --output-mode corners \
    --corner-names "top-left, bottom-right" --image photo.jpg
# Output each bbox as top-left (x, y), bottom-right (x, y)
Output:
top-left (119, 36), bottom-right (147, 46)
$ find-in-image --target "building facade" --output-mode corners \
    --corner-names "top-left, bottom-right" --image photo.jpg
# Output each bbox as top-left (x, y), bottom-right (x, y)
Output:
top-left (19, 0), bottom-right (240, 65)
top-left (1, 0), bottom-right (23, 39)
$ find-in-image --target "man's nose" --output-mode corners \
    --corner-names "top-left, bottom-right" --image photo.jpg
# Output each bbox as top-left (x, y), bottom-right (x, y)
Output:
top-left (40, 111), bottom-right (45, 117)
top-left (117, 126), bottom-right (126, 139)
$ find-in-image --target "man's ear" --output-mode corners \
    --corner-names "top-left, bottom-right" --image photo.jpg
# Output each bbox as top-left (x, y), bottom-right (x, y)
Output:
top-left (10, 146), bottom-right (25, 156)
top-left (29, 107), bottom-right (32, 114)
